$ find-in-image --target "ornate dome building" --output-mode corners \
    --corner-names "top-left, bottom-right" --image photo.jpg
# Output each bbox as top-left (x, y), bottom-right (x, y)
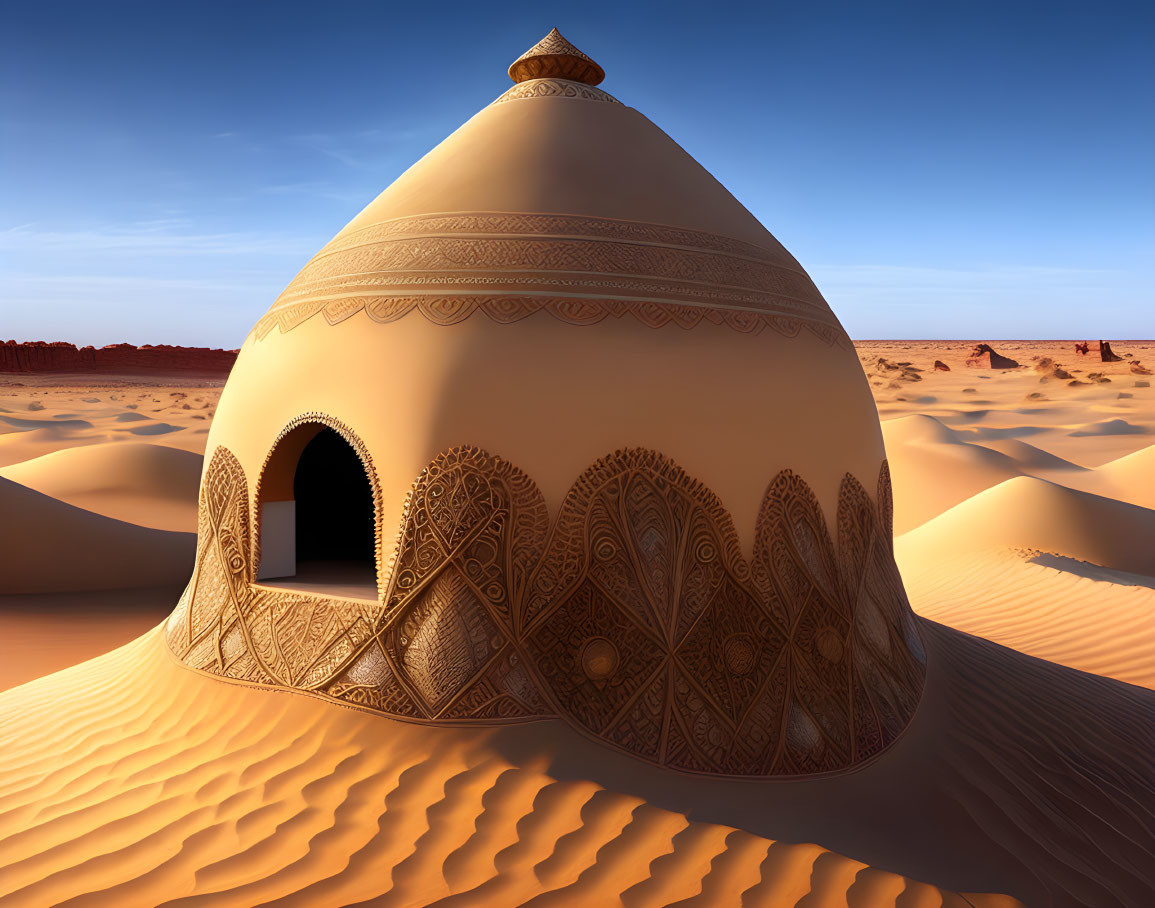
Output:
top-left (166, 28), bottom-right (926, 778)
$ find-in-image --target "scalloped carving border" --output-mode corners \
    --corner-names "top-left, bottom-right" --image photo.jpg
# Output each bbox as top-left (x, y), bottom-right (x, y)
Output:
top-left (248, 213), bottom-right (848, 348)
top-left (170, 443), bottom-right (925, 779)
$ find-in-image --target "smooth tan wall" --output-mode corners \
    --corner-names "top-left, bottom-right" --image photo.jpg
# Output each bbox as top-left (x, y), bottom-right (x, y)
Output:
top-left (339, 97), bottom-right (796, 264)
top-left (206, 312), bottom-right (884, 568)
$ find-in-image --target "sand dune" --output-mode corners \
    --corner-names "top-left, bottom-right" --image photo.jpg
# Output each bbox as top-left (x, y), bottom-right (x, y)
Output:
top-left (882, 415), bottom-right (1029, 532)
top-left (118, 421), bottom-right (186, 436)
top-left (865, 340), bottom-right (1155, 467)
top-left (897, 472), bottom-right (1155, 690)
top-left (0, 414), bottom-right (94, 432)
top-left (0, 586), bottom-right (177, 692)
top-left (902, 548), bottom-right (1155, 691)
top-left (3, 620), bottom-right (1154, 906)
top-left (1068, 417), bottom-right (1150, 438)
top-left (0, 477), bottom-right (194, 593)
top-left (870, 347), bottom-right (1155, 707)
top-left (1065, 444), bottom-right (1155, 511)
top-left (898, 475), bottom-right (1155, 579)
top-left (0, 428), bottom-right (100, 468)
top-left (3, 345), bottom-right (1154, 905)
top-left (974, 438), bottom-right (1086, 473)
top-left (0, 374), bottom-right (221, 467)
top-left (879, 413), bottom-right (1134, 534)
top-left (0, 442), bottom-right (202, 531)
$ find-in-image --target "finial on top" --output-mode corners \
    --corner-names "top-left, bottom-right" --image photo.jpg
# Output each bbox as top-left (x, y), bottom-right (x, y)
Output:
top-left (508, 27), bottom-right (605, 86)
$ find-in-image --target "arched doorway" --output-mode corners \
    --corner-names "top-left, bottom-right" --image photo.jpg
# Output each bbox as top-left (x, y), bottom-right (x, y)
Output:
top-left (257, 421), bottom-right (377, 599)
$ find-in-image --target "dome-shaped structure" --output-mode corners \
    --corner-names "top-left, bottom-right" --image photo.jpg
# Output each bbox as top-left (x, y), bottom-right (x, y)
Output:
top-left (166, 29), bottom-right (925, 778)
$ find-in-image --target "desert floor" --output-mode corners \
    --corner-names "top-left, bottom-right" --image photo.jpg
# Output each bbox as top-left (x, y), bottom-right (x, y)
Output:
top-left (1, 340), bottom-right (1153, 906)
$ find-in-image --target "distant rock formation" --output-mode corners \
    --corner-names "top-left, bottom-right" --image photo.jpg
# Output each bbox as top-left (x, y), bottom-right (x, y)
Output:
top-left (1034, 357), bottom-right (1073, 380)
top-left (1099, 340), bottom-right (1124, 363)
top-left (966, 344), bottom-right (1021, 370)
top-left (0, 341), bottom-right (237, 375)
top-left (871, 357), bottom-right (923, 384)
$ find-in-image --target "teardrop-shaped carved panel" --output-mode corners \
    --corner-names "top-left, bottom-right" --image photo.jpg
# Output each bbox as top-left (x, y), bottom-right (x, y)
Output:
top-left (171, 439), bottom-right (925, 778)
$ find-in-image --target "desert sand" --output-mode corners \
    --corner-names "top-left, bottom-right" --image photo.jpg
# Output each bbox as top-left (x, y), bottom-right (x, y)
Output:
top-left (0, 373), bottom-right (220, 469)
top-left (862, 340), bottom-right (1155, 694)
top-left (1, 339), bottom-right (1153, 905)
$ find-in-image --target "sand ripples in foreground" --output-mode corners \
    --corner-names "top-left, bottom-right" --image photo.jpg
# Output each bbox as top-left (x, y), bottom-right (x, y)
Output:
top-left (2, 350), bottom-right (1154, 905)
top-left (1, 616), bottom-right (1153, 907)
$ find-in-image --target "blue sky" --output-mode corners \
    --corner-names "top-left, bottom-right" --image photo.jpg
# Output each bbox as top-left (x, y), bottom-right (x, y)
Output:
top-left (3, 0), bottom-right (1152, 346)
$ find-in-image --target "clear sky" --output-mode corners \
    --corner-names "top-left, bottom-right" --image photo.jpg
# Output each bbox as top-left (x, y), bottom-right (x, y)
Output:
top-left (3, 0), bottom-right (1152, 346)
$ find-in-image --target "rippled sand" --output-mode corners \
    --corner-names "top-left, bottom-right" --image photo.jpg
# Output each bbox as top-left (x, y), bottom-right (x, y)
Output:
top-left (2, 342), bottom-right (1153, 905)
top-left (6, 617), bottom-right (1152, 906)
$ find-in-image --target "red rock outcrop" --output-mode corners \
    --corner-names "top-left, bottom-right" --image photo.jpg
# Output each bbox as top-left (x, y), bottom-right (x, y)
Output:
top-left (0, 341), bottom-right (237, 375)
top-left (1099, 340), bottom-right (1124, 363)
top-left (966, 344), bottom-right (1021, 370)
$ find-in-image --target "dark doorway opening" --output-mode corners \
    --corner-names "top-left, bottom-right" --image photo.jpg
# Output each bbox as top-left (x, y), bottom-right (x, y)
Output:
top-left (258, 423), bottom-right (377, 600)
top-left (295, 428), bottom-right (374, 567)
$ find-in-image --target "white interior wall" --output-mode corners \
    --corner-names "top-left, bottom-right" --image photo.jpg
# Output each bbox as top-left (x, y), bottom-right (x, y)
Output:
top-left (258, 500), bottom-right (296, 580)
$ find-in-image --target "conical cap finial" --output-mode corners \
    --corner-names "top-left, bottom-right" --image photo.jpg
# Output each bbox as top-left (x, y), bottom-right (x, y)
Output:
top-left (508, 27), bottom-right (605, 86)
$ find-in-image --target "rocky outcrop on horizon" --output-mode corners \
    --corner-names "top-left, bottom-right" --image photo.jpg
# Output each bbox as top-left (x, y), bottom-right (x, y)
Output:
top-left (0, 341), bottom-right (238, 375)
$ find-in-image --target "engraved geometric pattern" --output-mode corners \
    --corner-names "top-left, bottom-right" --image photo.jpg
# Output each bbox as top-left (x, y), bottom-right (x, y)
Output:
top-left (166, 447), bottom-right (377, 696)
top-left (169, 442), bottom-right (925, 779)
top-left (494, 78), bottom-right (620, 105)
top-left (507, 27), bottom-right (605, 86)
top-left (250, 212), bottom-right (848, 349)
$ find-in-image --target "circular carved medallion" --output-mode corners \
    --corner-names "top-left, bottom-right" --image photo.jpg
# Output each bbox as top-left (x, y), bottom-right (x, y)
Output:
top-left (815, 626), bottom-right (845, 663)
top-left (580, 637), bottom-right (619, 680)
top-left (593, 535), bottom-right (617, 561)
top-left (724, 634), bottom-right (756, 675)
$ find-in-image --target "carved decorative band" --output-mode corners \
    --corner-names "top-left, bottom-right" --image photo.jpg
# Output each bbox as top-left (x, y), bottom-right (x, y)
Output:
top-left (493, 78), bottom-right (620, 105)
top-left (257, 295), bottom-right (847, 347)
top-left (250, 213), bottom-right (846, 346)
top-left (169, 442), bottom-right (925, 778)
top-left (314, 213), bottom-right (806, 261)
